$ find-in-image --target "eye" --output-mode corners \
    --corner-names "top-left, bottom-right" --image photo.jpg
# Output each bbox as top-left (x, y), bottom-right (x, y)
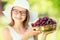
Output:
top-left (21, 11), bottom-right (24, 14)
top-left (14, 10), bottom-right (18, 12)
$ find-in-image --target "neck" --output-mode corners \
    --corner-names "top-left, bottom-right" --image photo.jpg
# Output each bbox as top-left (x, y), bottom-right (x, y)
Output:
top-left (13, 22), bottom-right (26, 34)
top-left (13, 22), bottom-right (24, 29)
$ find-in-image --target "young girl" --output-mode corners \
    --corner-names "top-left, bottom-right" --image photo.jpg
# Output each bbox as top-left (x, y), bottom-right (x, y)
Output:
top-left (2, 0), bottom-right (54, 40)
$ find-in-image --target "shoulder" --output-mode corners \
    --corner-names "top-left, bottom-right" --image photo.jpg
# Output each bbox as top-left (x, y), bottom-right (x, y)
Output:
top-left (2, 25), bottom-right (12, 36)
top-left (2, 26), bottom-right (12, 40)
top-left (2, 26), bottom-right (10, 33)
top-left (2, 26), bottom-right (10, 36)
top-left (2, 25), bottom-right (12, 32)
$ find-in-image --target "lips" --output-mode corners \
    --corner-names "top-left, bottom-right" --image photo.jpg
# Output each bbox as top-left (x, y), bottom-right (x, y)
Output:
top-left (15, 17), bottom-right (22, 20)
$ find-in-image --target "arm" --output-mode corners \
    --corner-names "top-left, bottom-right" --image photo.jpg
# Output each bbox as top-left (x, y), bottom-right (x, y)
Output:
top-left (41, 33), bottom-right (47, 40)
top-left (2, 28), bottom-right (12, 40)
top-left (21, 35), bottom-right (38, 40)
top-left (21, 27), bottom-right (41, 40)
top-left (21, 33), bottom-right (28, 40)
top-left (22, 33), bottom-right (39, 40)
top-left (41, 31), bottom-right (55, 40)
top-left (34, 35), bottom-right (38, 40)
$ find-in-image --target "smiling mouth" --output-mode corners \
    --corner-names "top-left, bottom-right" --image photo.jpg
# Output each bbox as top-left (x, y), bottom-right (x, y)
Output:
top-left (15, 17), bottom-right (22, 20)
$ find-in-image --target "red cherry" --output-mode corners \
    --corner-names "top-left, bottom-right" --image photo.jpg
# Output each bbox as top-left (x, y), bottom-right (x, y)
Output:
top-left (31, 23), bottom-right (37, 27)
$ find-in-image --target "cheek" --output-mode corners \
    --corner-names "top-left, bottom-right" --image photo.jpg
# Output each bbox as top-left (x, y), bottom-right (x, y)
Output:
top-left (22, 16), bottom-right (26, 20)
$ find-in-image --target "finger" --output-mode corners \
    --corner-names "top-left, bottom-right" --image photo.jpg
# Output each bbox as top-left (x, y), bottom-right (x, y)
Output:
top-left (32, 27), bottom-right (37, 29)
top-left (43, 30), bottom-right (55, 35)
top-left (49, 30), bottom-right (55, 33)
top-left (33, 30), bottom-right (42, 34)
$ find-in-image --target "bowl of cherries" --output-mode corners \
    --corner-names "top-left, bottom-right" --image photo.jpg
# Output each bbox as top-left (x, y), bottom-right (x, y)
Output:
top-left (31, 16), bottom-right (57, 32)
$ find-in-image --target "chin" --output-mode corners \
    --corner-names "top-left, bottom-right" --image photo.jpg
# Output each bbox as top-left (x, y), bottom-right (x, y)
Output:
top-left (13, 18), bottom-right (25, 22)
top-left (16, 19), bottom-right (24, 22)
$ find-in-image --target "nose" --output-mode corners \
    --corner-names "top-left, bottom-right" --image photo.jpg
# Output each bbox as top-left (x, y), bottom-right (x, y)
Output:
top-left (16, 13), bottom-right (21, 17)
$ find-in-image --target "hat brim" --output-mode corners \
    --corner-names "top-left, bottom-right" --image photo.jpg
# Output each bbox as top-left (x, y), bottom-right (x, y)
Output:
top-left (3, 4), bottom-right (38, 23)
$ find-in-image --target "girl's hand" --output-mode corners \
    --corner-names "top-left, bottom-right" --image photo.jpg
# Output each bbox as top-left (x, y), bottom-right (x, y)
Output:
top-left (22, 27), bottom-right (42, 40)
top-left (41, 30), bottom-right (55, 40)
top-left (26, 27), bottom-right (41, 37)
top-left (43, 30), bottom-right (55, 36)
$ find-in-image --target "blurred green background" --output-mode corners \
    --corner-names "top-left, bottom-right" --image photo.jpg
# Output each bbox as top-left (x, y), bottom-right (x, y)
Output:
top-left (0, 0), bottom-right (60, 40)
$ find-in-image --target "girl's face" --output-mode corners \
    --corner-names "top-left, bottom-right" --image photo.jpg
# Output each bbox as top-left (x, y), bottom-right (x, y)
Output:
top-left (12, 6), bottom-right (27, 23)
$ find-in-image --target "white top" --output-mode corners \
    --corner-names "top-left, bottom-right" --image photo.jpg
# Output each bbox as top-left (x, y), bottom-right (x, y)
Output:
top-left (8, 25), bottom-right (34, 40)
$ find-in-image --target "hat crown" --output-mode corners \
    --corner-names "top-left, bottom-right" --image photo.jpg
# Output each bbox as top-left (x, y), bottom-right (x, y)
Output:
top-left (13, 0), bottom-right (29, 10)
